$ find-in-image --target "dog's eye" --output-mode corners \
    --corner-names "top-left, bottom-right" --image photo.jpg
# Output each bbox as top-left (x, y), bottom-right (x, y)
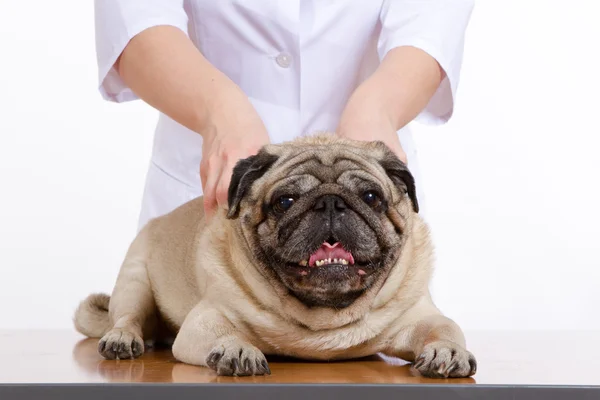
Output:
top-left (362, 191), bottom-right (382, 208)
top-left (273, 196), bottom-right (296, 213)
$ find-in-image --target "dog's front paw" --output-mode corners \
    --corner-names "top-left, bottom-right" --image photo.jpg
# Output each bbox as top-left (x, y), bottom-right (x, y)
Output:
top-left (206, 336), bottom-right (270, 376)
top-left (98, 328), bottom-right (144, 360)
top-left (413, 340), bottom-right (476, 378)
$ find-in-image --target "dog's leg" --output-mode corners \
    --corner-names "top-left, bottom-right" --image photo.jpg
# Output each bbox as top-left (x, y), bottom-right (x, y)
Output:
top-left (172, 303), bottom-right (270, 376)
top-left (384, 296), bottom-right (477, 378)
top-left (98, 232), bottom-right (156, 360)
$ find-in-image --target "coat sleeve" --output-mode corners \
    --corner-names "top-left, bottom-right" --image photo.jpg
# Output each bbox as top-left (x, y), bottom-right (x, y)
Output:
top-left (378, 0), bottom-right (474, 125)
top-left (94, 0), bottom-right (189, 103)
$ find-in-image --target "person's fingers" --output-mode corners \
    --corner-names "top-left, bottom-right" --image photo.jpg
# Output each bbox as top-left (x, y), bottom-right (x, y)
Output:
top-left (215, 163), bottom-right (235, 210)
top-left (203, 192), bottom-right (217, 221)
top-left (202, 161), bottom-right (224, 220)
top-left (200, 161), bottom-right (209, 192)
top-left (386, 136), bottom-right (407, 164)
top-left (392, 147), bottom-right (407, 164)
top-left (397, 148), bottom-right (408, 164)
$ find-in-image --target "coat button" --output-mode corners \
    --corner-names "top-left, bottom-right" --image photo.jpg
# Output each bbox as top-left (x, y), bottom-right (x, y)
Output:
top-left (275, 52), bottom-right (292, 68)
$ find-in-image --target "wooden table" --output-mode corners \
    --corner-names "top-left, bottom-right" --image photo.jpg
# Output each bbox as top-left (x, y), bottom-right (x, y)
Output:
top-left (1, 330), bottom-right (599, 399)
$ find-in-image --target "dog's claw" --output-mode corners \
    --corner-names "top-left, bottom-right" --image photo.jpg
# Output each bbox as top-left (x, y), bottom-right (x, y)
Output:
top-left (205, 338), bottom-right (270, 377)
top-left (413, 340), bottom-right (476, 378)
top-left (98, 328), bottom-right (144, 360)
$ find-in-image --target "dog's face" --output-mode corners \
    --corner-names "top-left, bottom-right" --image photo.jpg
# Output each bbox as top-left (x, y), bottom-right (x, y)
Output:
top-left (227, 135), bottom-right (419, 309)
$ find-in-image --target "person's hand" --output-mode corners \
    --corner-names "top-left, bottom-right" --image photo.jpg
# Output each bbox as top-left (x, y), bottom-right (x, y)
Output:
top-left (336, 46), bottom-right (447, 164)
top-left (336, 97), bottom-right (407, 164)
top-left (112, 25), bottom-right (272, 220)
top-left (200, 104), bottom-right (270, 220)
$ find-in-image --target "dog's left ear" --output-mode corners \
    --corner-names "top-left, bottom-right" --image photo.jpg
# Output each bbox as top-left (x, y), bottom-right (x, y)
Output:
top-left (379, 151), bottom-right (419, 213)
top-left (227, 150), bottom-right (279, 219)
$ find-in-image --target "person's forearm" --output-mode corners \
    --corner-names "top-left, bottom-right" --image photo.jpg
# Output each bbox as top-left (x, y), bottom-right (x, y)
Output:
top-left (116, 25), bottom-right (254, 140)
top-left (339, 46), bottom-right (444, 134)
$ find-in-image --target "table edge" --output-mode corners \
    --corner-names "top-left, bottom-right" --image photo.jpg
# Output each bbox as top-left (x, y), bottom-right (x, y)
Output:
top-left (1, 382), bottom-right (599, 400)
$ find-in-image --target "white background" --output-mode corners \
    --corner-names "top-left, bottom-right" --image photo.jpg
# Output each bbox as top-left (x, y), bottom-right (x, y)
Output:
top-left (0, 1), bottom-right (598, 330)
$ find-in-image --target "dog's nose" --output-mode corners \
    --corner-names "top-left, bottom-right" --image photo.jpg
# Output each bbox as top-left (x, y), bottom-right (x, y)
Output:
top-left (314, 195), bottom-right (347, 213)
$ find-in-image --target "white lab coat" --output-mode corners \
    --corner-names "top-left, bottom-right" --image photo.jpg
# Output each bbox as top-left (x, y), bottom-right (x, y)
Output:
top-left (94, 0), bottom-right (474, 230)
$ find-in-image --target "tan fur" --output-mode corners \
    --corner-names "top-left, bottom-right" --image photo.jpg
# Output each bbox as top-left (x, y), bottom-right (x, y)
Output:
top-left (74, 134), bottom-right (476, 378)
top-left (73, 293), bottom-right (111, 337)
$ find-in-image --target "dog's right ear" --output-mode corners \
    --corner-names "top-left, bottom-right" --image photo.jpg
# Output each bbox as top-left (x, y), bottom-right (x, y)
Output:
top-left (227, 150), bottom-right (279, 219)
top-left (377, 146), bottom-right (419, 214)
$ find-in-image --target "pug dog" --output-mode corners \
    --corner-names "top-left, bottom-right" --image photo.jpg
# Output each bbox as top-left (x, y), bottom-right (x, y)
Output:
top-left (74, 133), bottom-right (476, 378)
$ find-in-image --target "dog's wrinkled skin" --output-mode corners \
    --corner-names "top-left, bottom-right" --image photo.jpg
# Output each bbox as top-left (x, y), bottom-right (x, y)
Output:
top-left (74, 134), bottom-right (476, 379)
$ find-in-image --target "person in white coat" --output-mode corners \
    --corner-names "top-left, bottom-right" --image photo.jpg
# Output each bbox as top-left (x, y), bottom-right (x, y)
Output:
top-left (94, 0), bottom-right (474, 230)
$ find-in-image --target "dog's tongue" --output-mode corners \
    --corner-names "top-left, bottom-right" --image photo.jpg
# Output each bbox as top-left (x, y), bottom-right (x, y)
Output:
top-left (308, 242), bottom-right (355, 267)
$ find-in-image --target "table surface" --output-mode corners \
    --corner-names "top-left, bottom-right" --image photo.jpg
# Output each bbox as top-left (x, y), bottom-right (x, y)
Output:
top-left (1, 330), bottom-right (599, 386)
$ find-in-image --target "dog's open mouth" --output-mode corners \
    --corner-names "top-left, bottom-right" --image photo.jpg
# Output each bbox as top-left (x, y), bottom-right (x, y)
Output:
top-left (305, 241), bottom-right (354, 267)
top-left (292, 241), bottom-right (369, 277)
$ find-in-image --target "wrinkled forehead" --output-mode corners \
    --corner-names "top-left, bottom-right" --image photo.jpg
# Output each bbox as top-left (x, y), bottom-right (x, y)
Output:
top-left (261, 145), bottom-right (391, 198)
top-left (274, 143), bottom-right (383, 170)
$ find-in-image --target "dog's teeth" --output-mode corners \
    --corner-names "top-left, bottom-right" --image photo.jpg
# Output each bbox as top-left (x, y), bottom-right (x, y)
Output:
top-left (341, 260), bottom-right (348, 265)
top-left (316, 260), bottom-right (323, 267)
top-left (328, 258), bottom-right (332, 264)
top-left (333, 258), bottom-right (339, 263)
top-left (299, 260), bottom-right (307, 266)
